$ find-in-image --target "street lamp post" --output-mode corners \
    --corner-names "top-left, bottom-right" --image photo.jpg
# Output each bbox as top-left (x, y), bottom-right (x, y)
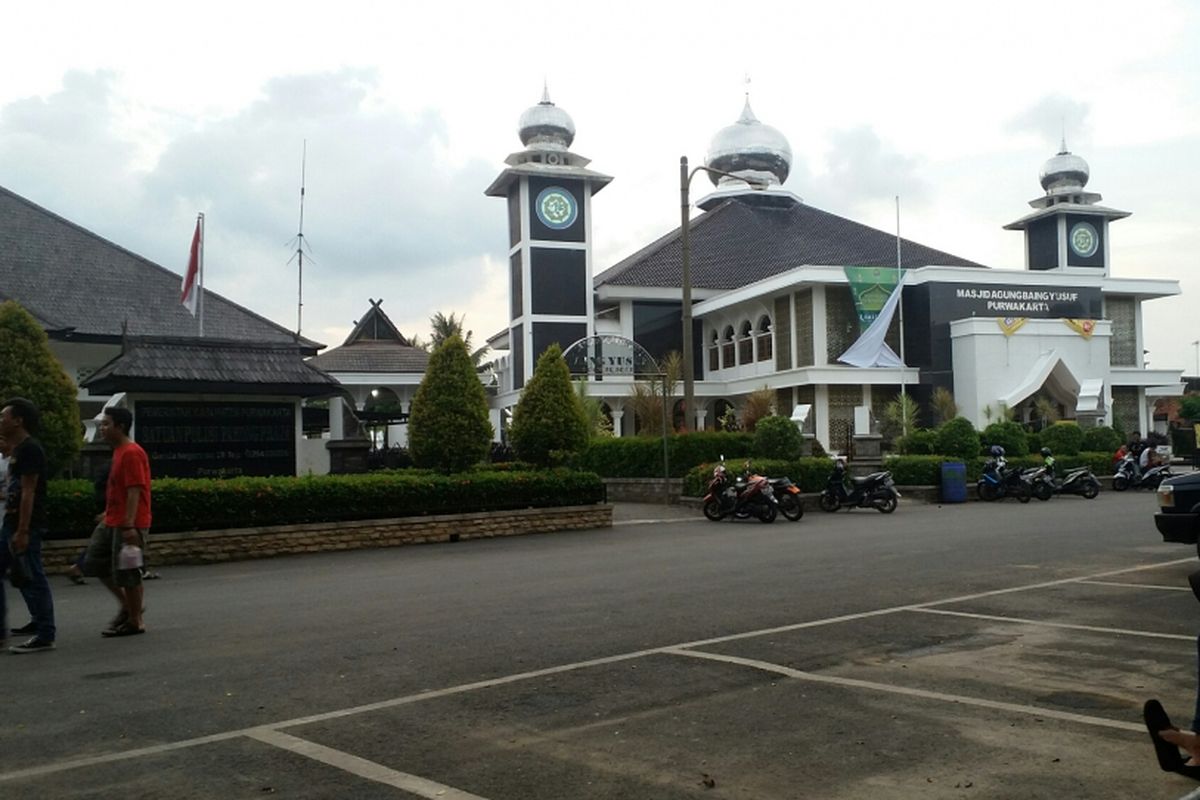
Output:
top-left (679, 156), bottom-right (768, 432)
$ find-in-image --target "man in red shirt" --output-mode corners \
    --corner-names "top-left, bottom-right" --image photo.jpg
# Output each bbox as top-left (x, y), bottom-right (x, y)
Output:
top-left (91, 407), bottom-right (152, 636)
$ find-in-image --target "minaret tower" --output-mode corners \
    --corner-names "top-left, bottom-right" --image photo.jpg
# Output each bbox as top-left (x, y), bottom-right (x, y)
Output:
top-left (1003, 138), bottom-right (1130, 276)
top-left (485, 87), bottom-right (611, 389)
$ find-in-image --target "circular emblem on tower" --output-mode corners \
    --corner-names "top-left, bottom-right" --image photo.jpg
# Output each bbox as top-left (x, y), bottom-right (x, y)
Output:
top-left (535, 186), bottom-right (578, 230)
top-left (1069, 221), bottom-right (1099, 258)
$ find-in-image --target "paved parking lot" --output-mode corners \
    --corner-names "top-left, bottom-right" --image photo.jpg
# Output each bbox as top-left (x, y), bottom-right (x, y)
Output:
top-left (3, 492), bottom-right (1200, 798)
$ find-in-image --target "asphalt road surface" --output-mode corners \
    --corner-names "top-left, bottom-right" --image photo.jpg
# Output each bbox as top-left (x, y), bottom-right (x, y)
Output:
top-left (4, 491), bottom-right (1200, 799)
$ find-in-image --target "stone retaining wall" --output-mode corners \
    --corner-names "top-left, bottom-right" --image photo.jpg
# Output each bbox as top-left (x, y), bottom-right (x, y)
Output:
top-left (602, 478), bottom-right (685, 504)
top-left (41, 505), bottom-right (613, 569)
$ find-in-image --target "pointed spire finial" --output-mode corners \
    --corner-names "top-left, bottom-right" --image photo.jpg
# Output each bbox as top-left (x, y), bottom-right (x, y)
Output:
top-left (541, 79), bottom-right (552, 105)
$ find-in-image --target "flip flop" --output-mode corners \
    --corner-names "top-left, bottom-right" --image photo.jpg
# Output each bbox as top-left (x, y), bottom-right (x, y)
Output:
top-left (1145, 699), bottom-right (1185, 772)
top-left (101, 623), bottom-right (145, 638)
top-left (1180, 763), bottom-right (1200, 781)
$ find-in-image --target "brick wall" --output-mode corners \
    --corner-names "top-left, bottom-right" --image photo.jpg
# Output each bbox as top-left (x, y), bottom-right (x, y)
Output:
top-left (42, 505), bottom-right (612, 569)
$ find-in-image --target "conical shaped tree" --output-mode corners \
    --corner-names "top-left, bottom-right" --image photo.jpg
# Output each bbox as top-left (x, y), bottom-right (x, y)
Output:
top-left (509, 344), bottom-right (589, 467)
top-left (408, 335), bottom-right (493, 473)
top-left (0, 301), bottom-right (82, 475)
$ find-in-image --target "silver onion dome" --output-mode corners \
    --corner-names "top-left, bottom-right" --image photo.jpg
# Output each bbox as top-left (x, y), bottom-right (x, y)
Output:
top-left (704, 96), bottom-right (792, 186)
top-left (1039, 138), bottom-right (1090, 193)
top-left (517, 85), bottom-right (575, 151)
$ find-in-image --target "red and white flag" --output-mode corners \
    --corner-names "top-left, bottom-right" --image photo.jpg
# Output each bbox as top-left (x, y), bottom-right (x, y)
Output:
top-left (181, 218), bottom-right (201, 316)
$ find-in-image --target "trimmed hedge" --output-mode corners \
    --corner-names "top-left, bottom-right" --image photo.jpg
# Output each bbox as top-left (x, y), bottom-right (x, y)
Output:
top-left (1081, 425), bottom-right (1122, 455)
top-left (574, 432), bottom-right (755, 478)
top-left (981, 421), bottom-right (1029, 457)
top-left (683, 457), bottom-right (834, 496)
top-left (1039, 422), bottom-right (1084, 455)
top-left (45, 469), bottom-right (605, 539)
top-left (934, 417), bottom-right (981, 460)
top-left (883, 453), bottom-right (1114, 485)
top-left (896, 428), bottom-right (938, 455)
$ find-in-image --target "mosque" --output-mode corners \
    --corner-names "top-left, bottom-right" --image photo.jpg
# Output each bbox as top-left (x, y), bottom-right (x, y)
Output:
top-left (481, 89), bottom-right (1184, 453)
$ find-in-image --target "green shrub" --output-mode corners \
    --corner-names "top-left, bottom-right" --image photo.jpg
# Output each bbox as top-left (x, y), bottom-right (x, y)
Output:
top-left (46, 469), bottom-right (604, 539)
top-left (1179, 395), bottom-right (1200, 421)
top-left (509, 344), bottom-right (589, 466)
top-left (1081, 425), bottom-right (1122, 455)
top-left (981, 420), bottom-right (1029, 456)
top-left (934, 417), bottom-right (981, 460)
top-left (1039, 421), bottom-right (1084, 455)
top-left (1026, 431), bottom-right (1042, 454)
top-left (408, 335), bottom-right (493, 472)
top-left (683, 457), bottom-right (833, 497)
top-left (0, 301), bottom-right (82, 475)
top-left (895, 428), bottom-right (938, 455)
top-left (753, 415), bottom-right (802, 460)
top-left (574, 432), bottom-right (755, 478)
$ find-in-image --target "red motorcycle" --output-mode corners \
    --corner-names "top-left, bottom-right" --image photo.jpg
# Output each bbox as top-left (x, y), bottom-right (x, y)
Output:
top-left (702, 459), bottom-right (778, 523)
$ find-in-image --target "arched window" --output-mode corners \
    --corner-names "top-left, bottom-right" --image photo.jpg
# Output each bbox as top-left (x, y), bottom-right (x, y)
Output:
top-left (708, 330), bottom-right (720, 372)
top-left (756, 315), bottom-right (773, 362)
top-left (722, 326), bottom-right (735, 368)
top-left (738, 320), bottom-right (754, 364)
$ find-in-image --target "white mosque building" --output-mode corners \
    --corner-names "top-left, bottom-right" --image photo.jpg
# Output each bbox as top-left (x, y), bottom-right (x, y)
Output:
top-left (481, 91), bottom-right (1181, 454)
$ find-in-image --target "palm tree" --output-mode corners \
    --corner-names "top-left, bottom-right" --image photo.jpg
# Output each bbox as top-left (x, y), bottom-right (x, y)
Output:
top-left (426, 312), bottom-right (489, 367)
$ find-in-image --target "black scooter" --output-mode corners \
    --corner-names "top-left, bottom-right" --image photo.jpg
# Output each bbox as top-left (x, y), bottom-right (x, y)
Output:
top-left (1051, 465), bottom-right (1101, 499)
top-left (818, 461), bottom-right (900, 513)
top-left (977, 455), bottom-right (1031, 503)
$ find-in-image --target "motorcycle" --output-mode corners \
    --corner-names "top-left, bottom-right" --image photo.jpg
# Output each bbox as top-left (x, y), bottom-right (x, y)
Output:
top-left (977, 455), bottom-right (1031, 503)
top-left (1025, 465), bottom-right (1056, 501)
top-left (768, 476), bottom-right (805, 522)
top-left (818, 460), bottom-right (900, 513)
top-left (1112, 453), bottom-right (1172, 491)
top-left (702, 460), bottom-right (778, 523)
top-left (1051, 465), bottom-right (1101, 499)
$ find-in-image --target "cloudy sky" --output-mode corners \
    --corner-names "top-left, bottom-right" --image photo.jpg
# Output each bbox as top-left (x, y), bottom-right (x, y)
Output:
top-left (2, 1), bottom-right (1198, 373)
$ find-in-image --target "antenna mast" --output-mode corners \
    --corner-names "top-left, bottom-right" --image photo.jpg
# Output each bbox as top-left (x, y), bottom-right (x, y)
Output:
top-left (291, 141), bottom-right (309, 337)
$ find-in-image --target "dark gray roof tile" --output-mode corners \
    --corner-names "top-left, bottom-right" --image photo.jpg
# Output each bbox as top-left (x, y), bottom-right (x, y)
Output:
top-left (0, 185), bottom-right (322, 350)
top-left (595, 197), bottom-right (986, 290)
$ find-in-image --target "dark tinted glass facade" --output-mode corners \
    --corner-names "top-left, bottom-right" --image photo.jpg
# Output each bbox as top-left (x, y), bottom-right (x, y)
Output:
top-left (530, 248), bottom-right (587, 315)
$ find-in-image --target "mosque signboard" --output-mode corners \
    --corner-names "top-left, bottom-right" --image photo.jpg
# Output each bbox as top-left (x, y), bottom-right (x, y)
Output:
top-left (135, 401), bottom-right (296, 478)
top-left (562, 335), bottom-right (662, 379)
top-left (926, 282), bottom-right (1103, 320)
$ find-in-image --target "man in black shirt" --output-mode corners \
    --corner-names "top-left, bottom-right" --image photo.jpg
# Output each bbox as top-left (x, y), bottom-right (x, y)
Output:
top-left (0, 398), bottom-right (56, 653)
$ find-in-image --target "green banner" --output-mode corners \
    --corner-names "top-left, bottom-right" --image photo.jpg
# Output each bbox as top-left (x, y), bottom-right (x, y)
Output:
top-left (844, 266), bottom-right (905, 332)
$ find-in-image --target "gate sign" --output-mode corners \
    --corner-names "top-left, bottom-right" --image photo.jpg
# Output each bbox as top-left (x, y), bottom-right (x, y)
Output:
top-left (562, 335), bottom-right (662, 379)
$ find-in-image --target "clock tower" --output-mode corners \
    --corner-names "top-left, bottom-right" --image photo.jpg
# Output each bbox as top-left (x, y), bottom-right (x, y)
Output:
top-left (485, 87), bottom-right (612, 389)
top-left (1003, 139), bottom-right (1129, 276)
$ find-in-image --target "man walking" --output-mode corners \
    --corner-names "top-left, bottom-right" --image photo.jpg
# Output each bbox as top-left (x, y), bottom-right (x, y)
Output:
top-left (92, 407), bottom-right (151, 637)
top-left (0, 398), bottom-right (56, 653)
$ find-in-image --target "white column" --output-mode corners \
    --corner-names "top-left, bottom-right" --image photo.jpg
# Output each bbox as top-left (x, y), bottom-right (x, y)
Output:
top-left (329, 396), bottom-right (345, 440)
top-left (610, 410), bottom-right (625, 438)
top-left (815, 384), bottom-right (830, 451)
top-left (812, 285), bottom-right (829, 365)
top-left (695, 406), bottom-right (708, 432)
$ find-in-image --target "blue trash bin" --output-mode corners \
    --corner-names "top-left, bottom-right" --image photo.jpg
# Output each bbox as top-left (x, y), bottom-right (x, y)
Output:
top-left (940, 461), bottom-right (967, 503)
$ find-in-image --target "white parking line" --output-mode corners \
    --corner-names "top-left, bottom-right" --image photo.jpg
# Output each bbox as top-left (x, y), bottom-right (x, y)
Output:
top-left (663, 648), bottom-right (1143, 733)
top-left (248, 729), bottom-right (490, 799)
top-left (1, 555), bottom-right (1193, 785)
top-left (911, 607), bottom-right (1196, 641)
top-left (612, 517), bottom-right (695, 527)
top-left (1076, 579), bottom-right (1192, 592)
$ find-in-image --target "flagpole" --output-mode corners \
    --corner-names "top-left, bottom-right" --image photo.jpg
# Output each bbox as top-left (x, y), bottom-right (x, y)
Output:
top-left (198, 212), bottom-right (205, 338)
top-left (896, 196), bottom-right (906, 436)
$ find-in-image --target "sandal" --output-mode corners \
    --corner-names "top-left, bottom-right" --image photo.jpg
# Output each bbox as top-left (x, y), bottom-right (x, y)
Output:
top-left (1145, 699), bottom-right (1185, 772)
top-left (101, 623), bottom-right (145, 638)
top-left (68, 574), bottom-right (88, 585)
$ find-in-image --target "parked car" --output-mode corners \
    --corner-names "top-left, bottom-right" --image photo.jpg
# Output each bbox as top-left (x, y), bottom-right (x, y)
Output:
top-left (1155, 472), bottom-right (1200, 545)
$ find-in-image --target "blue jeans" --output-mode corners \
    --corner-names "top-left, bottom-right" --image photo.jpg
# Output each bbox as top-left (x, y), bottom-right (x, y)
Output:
top-left (0, 516), bottom-right (56, 642)
top-left (1193, 635), bottom-right (1200, 733)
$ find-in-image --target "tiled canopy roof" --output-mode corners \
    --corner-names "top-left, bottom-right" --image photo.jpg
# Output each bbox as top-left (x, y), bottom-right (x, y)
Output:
top-left (0, 185), bottom-right (321, 352)
top-left (307, 341), bottom-right (430, 374)
top-left (595, 197), bottom-right (986, 290)
top-left (83, 337), bottom-right (338, 397)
